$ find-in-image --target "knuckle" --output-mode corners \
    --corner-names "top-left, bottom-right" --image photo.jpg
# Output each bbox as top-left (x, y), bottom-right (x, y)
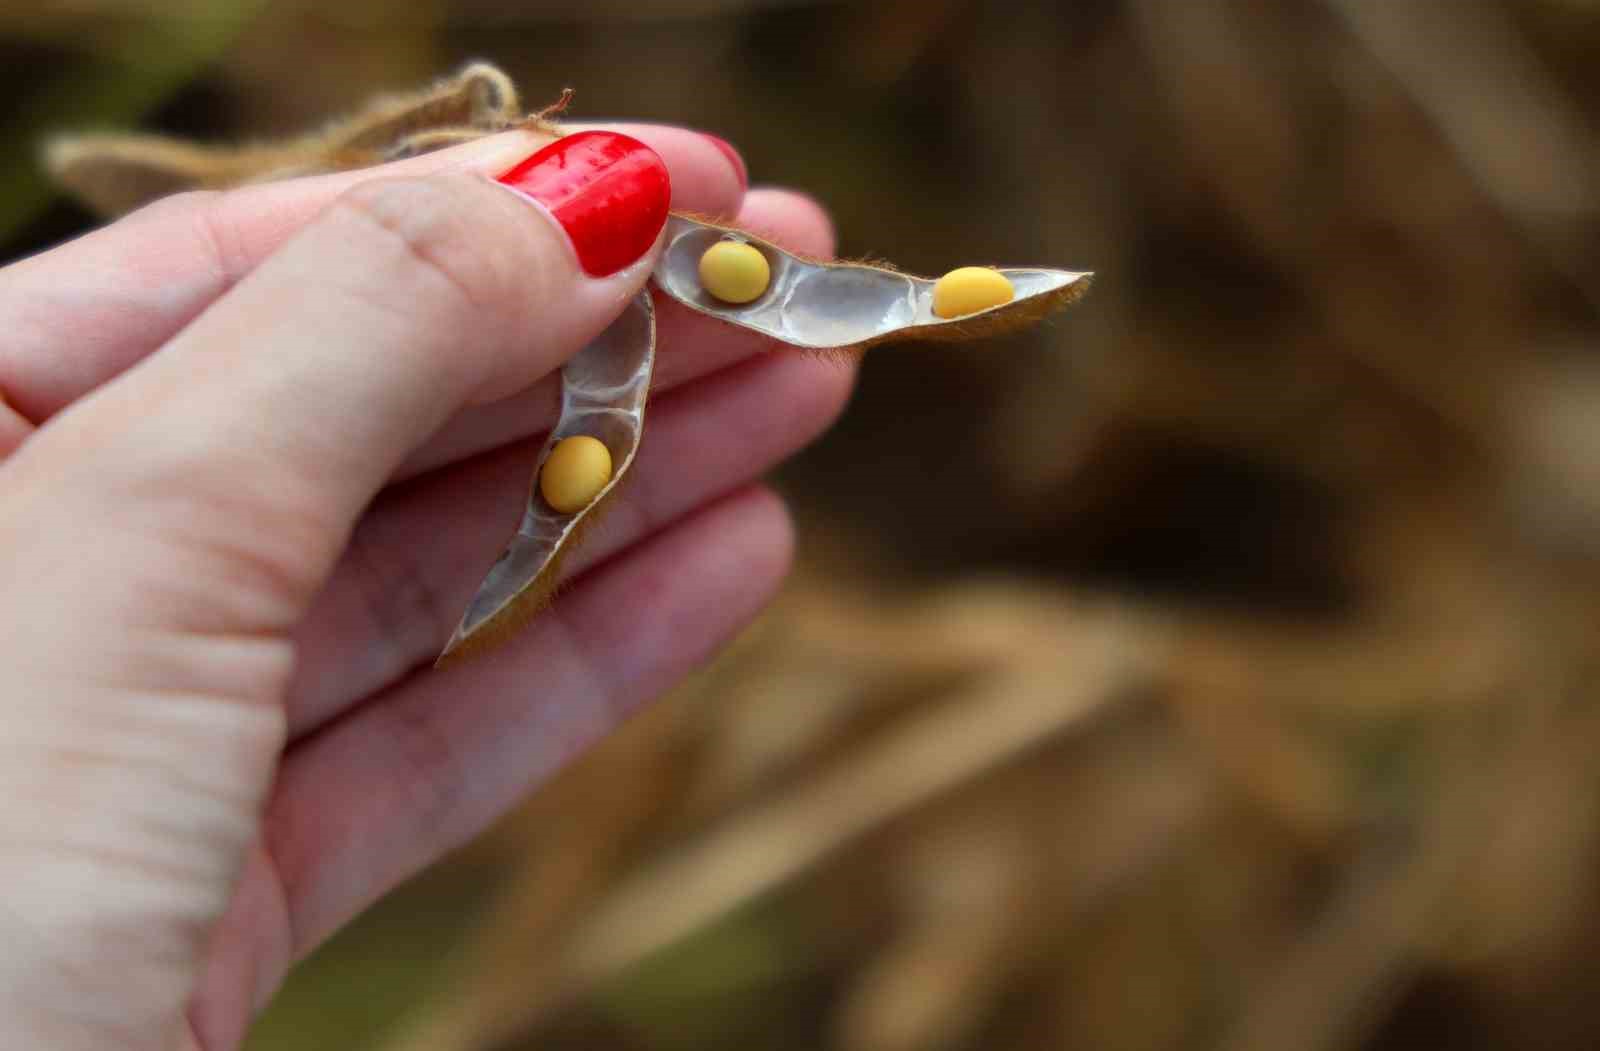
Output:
top-left (118, 191), bottom-right (243, 300)
top-left (129, 188), bottom-right (222, 226)
top-left (341, 508), bottom-right (455, 676)
top-left (383, 693), bottom-right (472, 853)
top-left (330, 176), bottom-right (538, 329)
top-left (182, 193), bottom-right (253, 295)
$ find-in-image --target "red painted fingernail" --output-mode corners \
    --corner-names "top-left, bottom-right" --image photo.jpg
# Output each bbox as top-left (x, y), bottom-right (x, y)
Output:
top-left (703, 133), bottom-right (748, 192)
top-left (496, 130), bottom-right (671, 277)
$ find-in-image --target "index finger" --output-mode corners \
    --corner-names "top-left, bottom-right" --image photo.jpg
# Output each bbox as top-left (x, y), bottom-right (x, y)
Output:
top-left (0, 123), bottom-right (747, 427)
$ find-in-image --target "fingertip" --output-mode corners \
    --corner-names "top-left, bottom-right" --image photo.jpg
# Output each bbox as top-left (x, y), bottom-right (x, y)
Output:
top-left (744, 345), bottom-right (859, 445)
top-left (701, 133), bottom-right (749, 192)
top-left (736, 187), bottom-right (837, 259)
top-left (804, 348), bottom-right (861, 433)
top-left (493, 130), bottom-right (672, 279)
top-left (718, 483), bottom-right (797, 597)
top-left (565, 121), bottom-right (746, 218)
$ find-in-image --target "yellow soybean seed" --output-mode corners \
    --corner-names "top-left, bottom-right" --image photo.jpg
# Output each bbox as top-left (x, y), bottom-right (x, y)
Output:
top-left (932, 266), bottom-right (1015, 319)
top-left (699, 240), bottom-right (771, 304)
top-left (540, 435), bottom-right (612, 514)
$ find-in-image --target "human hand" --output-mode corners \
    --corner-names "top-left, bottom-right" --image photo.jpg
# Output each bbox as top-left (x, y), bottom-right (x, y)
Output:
top-left (0, 123), bottom-right (850, 1051)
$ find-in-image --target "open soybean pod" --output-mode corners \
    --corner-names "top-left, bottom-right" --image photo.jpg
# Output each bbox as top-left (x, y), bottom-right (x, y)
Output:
top-left (654, 215), bottom-right (1093, 352)
top-left (438, 215), bottom-right (1092, 665)
top-left (436, 292), bottom-right (654, 666)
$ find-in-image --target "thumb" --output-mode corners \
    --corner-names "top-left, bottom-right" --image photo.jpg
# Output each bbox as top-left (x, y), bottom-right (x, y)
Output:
top-left (24, 129), bottom-right (670, 632)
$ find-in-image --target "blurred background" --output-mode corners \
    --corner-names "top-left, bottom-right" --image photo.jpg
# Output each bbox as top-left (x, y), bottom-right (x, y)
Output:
top-left (8, 1), bottom-right (1600, 1048)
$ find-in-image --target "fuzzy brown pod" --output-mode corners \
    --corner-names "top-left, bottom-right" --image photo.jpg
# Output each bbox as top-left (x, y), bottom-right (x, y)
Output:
top-left (437, 217), bottom-right (1092, 662)
top-left (43, 63), bottom-right (545, 217)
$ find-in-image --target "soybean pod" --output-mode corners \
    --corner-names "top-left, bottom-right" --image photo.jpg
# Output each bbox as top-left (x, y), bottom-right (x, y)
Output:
top-left (656, 216), bottom-right (1091, 351)
top-left (436, 215), bottom-right (1091, 664)
top-left (438, 292), bottom-right (654, 665)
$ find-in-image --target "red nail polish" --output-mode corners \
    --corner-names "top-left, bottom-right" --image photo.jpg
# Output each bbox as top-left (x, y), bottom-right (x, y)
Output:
top-left (496, 130), bottom-right (671, 277)
top-left (703, 133), bottom-right (748, 192)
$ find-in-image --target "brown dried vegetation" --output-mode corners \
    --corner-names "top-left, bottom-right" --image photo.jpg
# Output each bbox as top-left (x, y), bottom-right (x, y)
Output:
top-left (9, 1), bottom-right (1600, 1049)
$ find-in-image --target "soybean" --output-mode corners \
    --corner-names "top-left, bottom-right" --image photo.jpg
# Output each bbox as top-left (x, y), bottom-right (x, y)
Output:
top-left (540, 435), bottom-right (613, 514)
top-left (699, 240), bottom-right (771, 304)
top-left (932, 266), bottom-right (1015, 319)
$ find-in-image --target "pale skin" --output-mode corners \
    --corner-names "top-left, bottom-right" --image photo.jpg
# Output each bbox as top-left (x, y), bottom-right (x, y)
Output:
top-left (0, 123), bottom-right (852, 1051)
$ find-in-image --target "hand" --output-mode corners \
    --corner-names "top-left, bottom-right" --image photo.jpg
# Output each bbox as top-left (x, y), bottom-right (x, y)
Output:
top-left (0, 124), bottom-right (850, 1051)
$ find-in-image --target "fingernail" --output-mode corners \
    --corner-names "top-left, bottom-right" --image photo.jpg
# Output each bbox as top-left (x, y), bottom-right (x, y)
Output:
top-left (703, 133), bottom-right (748, 192)
top-left (496, 130), bottom-right (671, 277)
